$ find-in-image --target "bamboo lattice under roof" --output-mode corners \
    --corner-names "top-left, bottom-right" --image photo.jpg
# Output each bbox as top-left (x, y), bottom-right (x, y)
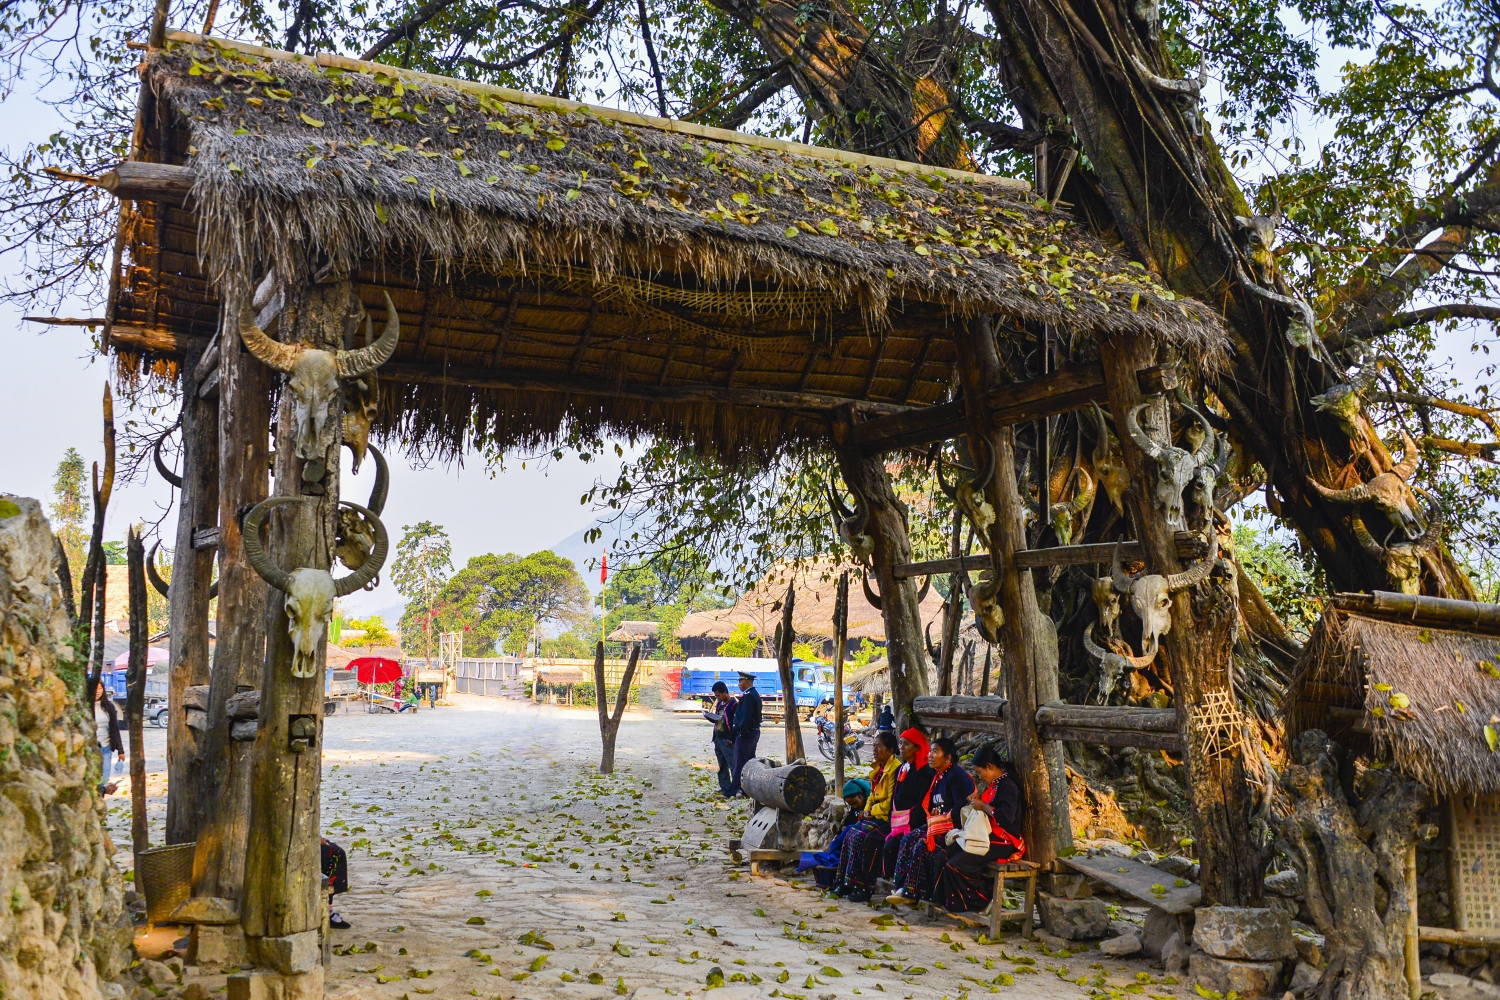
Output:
top-left (106, 33), bottom-right (1229, 463)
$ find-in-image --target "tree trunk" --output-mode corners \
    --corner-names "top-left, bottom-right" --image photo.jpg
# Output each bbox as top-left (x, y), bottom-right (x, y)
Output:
top-left (831, 410), bottom-right (930, 730)
top-left (241, 279), bottom-right (353, 945)
top-left (127, 528), bottom-right (150, 863)
top-left (774, 582), bottom-right (806, 762)
top-left (832, 572), bottom-right (849, 793)
top-left (953, 316), bottom-right (1060, 864)
top-left (81, 384), bottom-right (115, 716)
top-left (1098, 333), bottom-right (1259, 906)
top-left (167, 336), bottom-right (220, 845)
top-left (193, 288), bottom-right (271, 902)
top-left (595, 642), bottom-right (641, 774)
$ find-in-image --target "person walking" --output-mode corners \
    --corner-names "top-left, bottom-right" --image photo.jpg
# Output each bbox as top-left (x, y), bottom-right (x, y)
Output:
top-left (728, 671), bottom-right (762, 796)
top-left (96, 684), bottom-right (123, 795)
top-left (705, 681), bottom-right (739, 797)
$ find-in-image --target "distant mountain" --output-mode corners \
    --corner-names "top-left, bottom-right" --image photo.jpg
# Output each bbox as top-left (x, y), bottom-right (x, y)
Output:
top-left (548, 517), bottom-right (638, 593)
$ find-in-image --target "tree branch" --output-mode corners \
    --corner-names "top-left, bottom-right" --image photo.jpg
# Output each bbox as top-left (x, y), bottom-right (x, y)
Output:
top-left (361, 0), bottom-right (465, 61)
top-left (635, 0), bottom-right (668, 118)
top-left (1354, 302), bottom-right (1500, 335)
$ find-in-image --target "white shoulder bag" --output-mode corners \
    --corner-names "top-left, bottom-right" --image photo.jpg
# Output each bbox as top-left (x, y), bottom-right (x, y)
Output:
top-left (959, 805), bottom-right (993, 855)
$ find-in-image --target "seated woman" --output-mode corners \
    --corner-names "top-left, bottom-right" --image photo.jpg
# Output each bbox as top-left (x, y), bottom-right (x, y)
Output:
top-left (832, 730), bottom-right (899, 901)
top-left (879, 729), bottom-right (935, 881)
top-left (886, 736), bottom-right (974, 905)
top-left (932, 745), bottom-right (1025, 914)
top-left (798, 778), bottom-right (871, 874)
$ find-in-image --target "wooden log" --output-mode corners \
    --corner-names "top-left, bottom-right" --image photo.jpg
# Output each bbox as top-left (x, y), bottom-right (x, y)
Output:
top-left (96, 160), bottom-right (193, 203)
top-left (165, 335), bottom-right (219, 845)
top-left (893, 533), bottom-right (1207, 578)
top-left (832, 572), bottom-right (849, 793)
top-left (192, 287), bottom-right (271, 902)
top-left (107, 324), bottom-right (205, 355)
top-left (191, 526), bottom-right (220, 550)
top-left (773, 583), bottom-right (805, 763)
top-left (1417, 927), bottom-right (1500, 948)
top-left (914, 695), bottom-right (1007, 720)
top-left (126, 529), bottom-right (150, 863)
top-left (1036, 724), bottom-right (1183, 751)
top-left (1406, 844), bottom-right (1421, 1000)
top-left (740, 758), bottom-right (828, 814)
top-left (1334, 591), bottom-right (1500, 635)
top-left (1035, 703), bottom-right (1179, 732)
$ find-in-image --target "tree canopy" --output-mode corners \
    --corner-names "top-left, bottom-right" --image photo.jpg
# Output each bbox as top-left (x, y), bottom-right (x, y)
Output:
top-left (433, 550), bottom-right (591, 656)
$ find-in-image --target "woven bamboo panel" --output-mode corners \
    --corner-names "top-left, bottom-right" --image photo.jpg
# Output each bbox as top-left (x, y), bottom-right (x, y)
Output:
top-left (1451, 793), bottom-right (1500, 932)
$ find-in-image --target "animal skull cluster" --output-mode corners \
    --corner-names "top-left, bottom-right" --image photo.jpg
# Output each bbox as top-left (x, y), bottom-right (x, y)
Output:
top-left (1082, 576), bottom-right (1155, 702)
top-left (243, 496), bottom-right (389, 678)
top-left (1109, 532), bottom-right (1219, 659)
top-left (1124, 402), bottom-right (1217, 532)
top-left (240, 290), bottom-right (400, 461)
top-left (1307, 430), bottom-right (1426, 539)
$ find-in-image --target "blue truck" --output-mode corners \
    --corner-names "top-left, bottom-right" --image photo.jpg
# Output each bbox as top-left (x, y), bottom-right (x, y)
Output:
top-left (679, 656), bottom-right (846, 709)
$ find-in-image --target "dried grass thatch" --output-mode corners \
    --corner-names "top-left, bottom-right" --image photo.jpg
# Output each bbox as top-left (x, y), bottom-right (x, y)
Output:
top-left (1285, 594), bottom-right (1500, 797)
top-left (106, 33), bottom-right (1229, 466)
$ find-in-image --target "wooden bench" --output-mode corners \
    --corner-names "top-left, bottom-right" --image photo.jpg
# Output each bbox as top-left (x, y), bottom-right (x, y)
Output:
top-left (921, 858), bottom-right (1039, 938)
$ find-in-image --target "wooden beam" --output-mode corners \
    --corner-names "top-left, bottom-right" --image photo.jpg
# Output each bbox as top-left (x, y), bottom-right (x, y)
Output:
top-left (97, 161), bottom-right (193, 204)
top-left (900, 331), bottom-right (937, 404)
top-left (490, 294), bottom-right (518, 367)
top-left (381, 361), bottom-right (910, 413)
top-left (912, 695), bottom-right (1007, 734)
top-left (1036, 724), bottom-right (1183, 751)
top-left (892, 532), bottom-right (1209, 578)
top-left (1418, 927), bottom-right (1500, 949)
top-left (190, 526), bottom-right (220, 550)
top-left (861, 338), bottom-right (887, 398)
top-left (108, 324), bottom-right (206, 355)
top-left (1035, 703), bottom-right (1178, 732)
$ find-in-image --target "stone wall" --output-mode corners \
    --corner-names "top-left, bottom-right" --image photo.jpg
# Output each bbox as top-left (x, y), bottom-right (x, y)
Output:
top-left (0, 495), bottom-right (132, 998)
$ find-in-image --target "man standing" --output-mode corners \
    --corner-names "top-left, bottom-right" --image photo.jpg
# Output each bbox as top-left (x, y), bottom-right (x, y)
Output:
top-left (729, 671), bottom-right (763, 797)
top-left (705, 681), bottom-right (738, 797)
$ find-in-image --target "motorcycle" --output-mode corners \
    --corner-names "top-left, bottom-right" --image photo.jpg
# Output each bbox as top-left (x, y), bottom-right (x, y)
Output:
top-left (815, 714), bottom-right (865, 765)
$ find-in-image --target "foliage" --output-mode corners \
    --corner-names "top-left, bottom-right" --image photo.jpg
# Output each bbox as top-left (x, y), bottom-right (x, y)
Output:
top-left (101, 540), bottom-right (125, 565)
top-left (792, 642), bottom-right (820, 662)
top-left (716, 621), bottom-right (758, 658)
top-left (851, 637), bottom-right (879, 669)
top-left (49, 447), bottom-right (88, 571)
top-left (598, 559), bottom-right (728, 658)
top-left (540, 628), bottom-right (597, 659)
top-left (391, 521), bottom-right (453, 655)
top-left (340, 615), bottom-right (394, 647)
top-left (1233, 521), bottom-right (1328, 640)
top-left (429, 551), bottom-right (591, 656)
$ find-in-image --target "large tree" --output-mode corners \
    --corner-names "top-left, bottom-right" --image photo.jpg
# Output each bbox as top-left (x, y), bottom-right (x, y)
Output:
top-left (434, 551), bottom-right (591, 655)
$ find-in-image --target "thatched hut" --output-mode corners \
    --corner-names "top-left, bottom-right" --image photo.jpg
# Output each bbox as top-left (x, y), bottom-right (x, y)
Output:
top-left (1286, 591), bottom-right (1500, 944)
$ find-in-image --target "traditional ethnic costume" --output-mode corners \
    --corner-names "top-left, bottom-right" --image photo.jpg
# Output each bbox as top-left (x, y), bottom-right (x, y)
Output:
top-left (800, 778), bottom-right (871, 874)
top-left (931, 775), bottom-right (1025, 913)
top-left (835, 756), bottom-right (897, 896)
top-left (890, 751), bottom-right (974, 902)
top-left (880, 730), bottom-right (935, 879)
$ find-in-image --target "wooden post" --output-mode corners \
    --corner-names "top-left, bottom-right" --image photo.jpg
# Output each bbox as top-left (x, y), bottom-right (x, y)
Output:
top-left (774, 582), bottom-right (805, 761)
top-left (595, 642), bottom-right (641, 773)
top-left (832, 572), bottom-right (849, 793)
top-left (1405, 844), bottom-right (1421, 1000)
top-left (953, 316), bottom-right (1059, 865)
top-left (1096, 332), bottom-right (1257, 906)
top-left (936, 511), bottom-right (964, 696)
top-left (81, 385), bottom-right (116, 718)
top-left (241, 280), bottom-right (355, 955)
top-left (127, 528), bottom-right (150, 864)
top-left (166, 336), bottom-right (220, 845)
top-left (193, 287), bottom-right (272, 902)
top-left (831, 408), bottom-right (930, 729)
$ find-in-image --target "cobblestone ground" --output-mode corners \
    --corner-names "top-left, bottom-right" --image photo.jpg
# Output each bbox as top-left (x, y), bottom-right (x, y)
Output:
top-left (107, 695), bottom-right (1194, 1000)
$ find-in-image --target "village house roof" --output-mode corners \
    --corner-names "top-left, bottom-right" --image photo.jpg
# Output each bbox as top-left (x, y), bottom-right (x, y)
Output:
top-left (607, 621), bottom-right (661, 643)
top-left (1285, 591), bottom-right (1500, 798)
top-left (104, 33), bottom-right (1228, 466)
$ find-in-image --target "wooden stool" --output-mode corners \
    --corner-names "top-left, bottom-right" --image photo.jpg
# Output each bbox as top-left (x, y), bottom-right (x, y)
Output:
top-left (320, 875), bottom-right (334, 964)
top-left (987, 860), bottom-right (1039, 940)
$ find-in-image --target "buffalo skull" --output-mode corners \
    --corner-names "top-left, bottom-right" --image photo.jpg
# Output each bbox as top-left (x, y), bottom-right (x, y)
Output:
top-left (1351, 503), bottom-right (1443, 594)
top-left (243, 496), bottom-right (389, 678)
top-left (1307, 430), bottom-right (1425, 539)
top-left (1124, 403), bottom-right (1215, 532)
top-left (335, 444), bottom-right (389, 574)
top-left (1110, 532), bottom-right (1219, 658)
top-left (827, 480), bottom-right (875, 563)
top-left (241, 290), bottom-right (400, 460)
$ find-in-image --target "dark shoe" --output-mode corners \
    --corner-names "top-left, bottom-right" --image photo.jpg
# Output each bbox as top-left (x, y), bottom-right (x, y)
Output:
top-left (846, 888), bottom-right (873, 903)
top-left (831, 883), bottom-right (852, 898)
top-left (329, 913), bottom-right (351, 930)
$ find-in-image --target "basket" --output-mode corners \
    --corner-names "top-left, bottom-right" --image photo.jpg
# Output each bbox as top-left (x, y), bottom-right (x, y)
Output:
top-left (137, 842), bottom-right (196, 924)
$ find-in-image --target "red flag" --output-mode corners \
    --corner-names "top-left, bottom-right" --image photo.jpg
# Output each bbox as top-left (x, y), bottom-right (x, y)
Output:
top-left (600, 549), bottom-right (609, 585)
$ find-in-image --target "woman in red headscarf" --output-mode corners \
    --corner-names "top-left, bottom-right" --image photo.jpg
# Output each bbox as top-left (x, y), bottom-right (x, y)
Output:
top-left (878, 728), bottom-right (936, 880)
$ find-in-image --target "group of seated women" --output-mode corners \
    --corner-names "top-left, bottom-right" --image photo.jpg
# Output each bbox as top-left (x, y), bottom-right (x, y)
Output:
top-left (828, 729), bottom-right (1024, 913)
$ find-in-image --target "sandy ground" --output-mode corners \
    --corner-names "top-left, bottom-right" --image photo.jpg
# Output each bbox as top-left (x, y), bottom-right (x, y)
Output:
top-left (106, 696), bottom-right (1194, 1000)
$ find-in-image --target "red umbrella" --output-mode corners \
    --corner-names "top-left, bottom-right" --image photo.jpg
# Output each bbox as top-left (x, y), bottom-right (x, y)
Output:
top-left (348, 657), bottom-right (403, 684)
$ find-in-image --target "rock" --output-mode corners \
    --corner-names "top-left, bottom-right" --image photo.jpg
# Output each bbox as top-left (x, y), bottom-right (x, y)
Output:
top-left (1092, 839), bottom-right (1136, 859)
top-left (172, 896), bottom-right (239, 925)
top-left (1135, 850), bottom-right (1161, 866)
top-left (1193, 906), bottom-right (1297, 961)
top-left (1290, 961), bottom-right (1320, 992)
top-left (185, 708), bottom-right (209, 731)
top-left (1035, 930), bottom-right (1073, 951)
top-left (1267, 896), bottom-right (1300, 920)
top-left (230, 719), bottom-right (258, 741)
top-left (1456, 947), bottom-right (1491, 970)
top-left (1479, 964), bottom-right (1497, 985)
top-left (1110, 919), bottom-right (1140, 938)
top-left (138, 960), bottom-right (179, 988)
top-left (183, 985), bottom-right (211, 1000)
top-left (1162, 932), bottom-right (1188, 973)
top-left (226, 690), bottom-right (261, 720)
top-left (227, 967), bottom-right (323, 1000)
top-left (1430, 973), bottom-right (1473, 988)
top-left (1039, 895), bottom-right (1111, 941)
top-left (1189, 954), bottom-right (1283, 998)
top-left (1264, 870), bottom-right (1302, 897)
top-left (183, 685), bottom-right (210, 711)
top-left (1431, 943), bottom-right (1453, 959)
top-left (1101, 933), bottom-right (1142, 957)
top-left (1141, 908), bottom-right (1179, 959)
top-left (254, 931), bottom-right (320, 975)
top-left (191, 924), bottom-right (248, 969)
top-left (1292, 932), bottom-right (1322, 968)
top-left (1153, 855), bottom-right (1198, 878)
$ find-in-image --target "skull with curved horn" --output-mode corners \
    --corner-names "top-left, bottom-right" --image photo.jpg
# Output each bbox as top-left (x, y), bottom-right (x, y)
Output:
top-left (242, 496), bottom-right (389, 678)
top-left (1110, 531), bottom-right (1219, 658)
top-left (1124, 402), bottom-right (1215, 532)
top-left (937, 442), bottom-right (996, 537)
top-left (963, 569), bottom-right (1004, 644)
top-left (1351, 501), bottom-right (1443, 595)
top-left (1310, 349), bottom-right (1383, 441)
top-left (342, 314), bottom-right (383, 473)
top-left (827, 479), bottom-right (875, 564)
top-left (241, 290), bottom-right (400, 460)
top-left (1306, 430), bottom-right (1426, 539)
top-left (1090, 402), bottom-right (1131, 515)
top-left (335, 444), bottom-right (389, 574)
top-left (145, 541), bottom-right (218, 601)
top-left (1050, 467), bottom-right (1096, 546)
top-left (1083, 623), bottom-right (1155, 703)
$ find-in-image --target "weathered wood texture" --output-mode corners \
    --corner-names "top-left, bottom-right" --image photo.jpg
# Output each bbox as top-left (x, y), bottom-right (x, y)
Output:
top-left (594, 642), bottom-right (641, 774)
top-left (193, 291), bottom-right (271, 901)
top-left (166, 335), bottom-right (219, 845)
top-left (1333, 591), bottom-right (1500, 635)
top-left (912, 695), bottom-right (1007, 734)
top-left (1035, 703), bottom-right (1183, 751)
top-left (241, 280), bottom-right (353, 941)
top-left (832, 572), bottom-right (849, 792)
top-left (97, 160), bottom-right (192, 203)
top-left (128, 530), bottom-right (151, 862)
top-left (893, 533), bottom-right (1208, 578)
top-left (1098, 333), bottom-right (1256, 906)
top-left (773, 583), bottom-right (806, 763)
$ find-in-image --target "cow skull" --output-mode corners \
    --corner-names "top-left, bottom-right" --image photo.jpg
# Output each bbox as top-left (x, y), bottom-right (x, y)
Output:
top-left (1351, 503), bottom-right (1443, 594)
top-left (964, 569), bottom-right (1005, 644)
top-left (1125, 402), bottom-right (1214, 532)
top-left (827, 480), bottom-right (875, 563)
top-left (241, 290), bottom-right (400, 460)
top-left (342, 312), bottom-right (383, 473)
top-left (1307, 430), bottom-right (1426, 539)
top-left (1083, 622), bottom-right (1156, 703)
top-left (1310, 350), bottom-right (1383, 442)
top-left (335, 444), bottom-right (389, 573)
top-left (243, 496), bottom-right (389, 678)
top-left (937, 442), bottom-right (995, 537)
top-left (1111, 532), bottom-right (1219, 657)
top-left (1090, 402), bottom-right (1131, 515)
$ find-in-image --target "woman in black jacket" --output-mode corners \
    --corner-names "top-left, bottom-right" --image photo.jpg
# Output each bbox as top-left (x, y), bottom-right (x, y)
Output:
top-left (932, 744), bottom-right (1025, 914)
top-left (879, 729), bottom-right (935, 880)
top-left (886, 736), bottom-right (974, 904)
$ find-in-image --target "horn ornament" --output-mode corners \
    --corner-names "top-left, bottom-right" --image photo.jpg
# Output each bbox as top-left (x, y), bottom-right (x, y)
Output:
top-left (334, 500), bottom-right (390, 595)
top-left (147, 541), bottom-right (219, 601)
top-left (239, 306), bottom-right (303, 373)
top-left (242, 497), bottom-right (300, 593)
top-left (1165, 530), bottom-right (1219, 591)
top-left (861, 569), bottom-right (882, 611)
top-left (336, 291), bottom-right (401, 377)
top-left (1124, 404), bottom-right (1167, 460)
top-left (153, 431), bottom-right (183, 489)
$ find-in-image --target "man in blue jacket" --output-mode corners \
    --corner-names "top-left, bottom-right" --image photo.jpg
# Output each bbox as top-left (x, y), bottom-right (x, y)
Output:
top-left (728, 671), bottom-right (763, 797)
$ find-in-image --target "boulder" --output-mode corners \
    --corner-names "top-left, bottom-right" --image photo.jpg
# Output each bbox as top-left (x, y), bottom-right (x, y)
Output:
top-left (226, 690), bottom-right (261, 720)
top-left (1290, 961), bottom-right (1320, 992)
top-left (1101, 933), bottom-right (1142, 957)
top-left (1266, 896), bottom-right (1300, 920)
top-left (1161, 932), bottom-right (1188, 973)
top-left (1456, 947), bottom-right (1491, 970)
top-left (1188, 954), bottom-right (1282, 998)
top-left (1429, 973), bottom-right (1472, 988)
top-left (1153, 855), bottom-right (1200, 879)
top-left (1264, 870), bottom-right (1302, 897)
top-left (1141, 908), bottom-right (1179, 959)
top-left (1292, 932), bottom-right (1323, 968)
top-left (138, 960), bottom-right (179, 989)
top-left (172, 896), bottom-right (238, 925)
top-left (1039, 895), bottom-right (1111, 941)
top-left (1193, 906), bottom-right (1297, 961)
top-left (183, 685), bottom-right (210, 711)
top-left (1110, 919), bottom-right (1140, 939)
top-left (1093, 840), bottom-right (1136, 859)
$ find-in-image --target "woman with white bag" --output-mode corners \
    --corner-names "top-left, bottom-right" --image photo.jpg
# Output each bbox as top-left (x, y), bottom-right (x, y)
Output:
top-left (931, 745), bottom-right (1026, 914)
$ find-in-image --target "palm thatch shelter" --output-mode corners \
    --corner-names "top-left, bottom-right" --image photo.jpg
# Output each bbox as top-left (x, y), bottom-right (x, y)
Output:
top-left (1285, 591), bottom-right (1500, 945)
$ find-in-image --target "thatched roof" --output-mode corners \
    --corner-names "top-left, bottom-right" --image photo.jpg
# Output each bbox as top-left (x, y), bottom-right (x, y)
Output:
top-left (105, 33), bottom-right (1227, 465)
top-left (1285, 592), bottom-right (1500, 797)
top-left (675, 557), bottom-right (945, 643)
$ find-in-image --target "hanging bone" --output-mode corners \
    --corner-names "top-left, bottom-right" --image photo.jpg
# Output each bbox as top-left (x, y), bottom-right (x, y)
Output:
top-left (937, 443), bottom-right (996, 537)
top-left (242, 496), bottom-right (389, 678)
top-left (145, 541), bottom-right (218, 601)
top-left (1351, 503), bottom-right (1444, 595)
top-left (1309, 349), bottom-right (1383, 441)
top-left (963, 569), bottom-right (1004, 644)
top-left (1305, 429), bottom-right (1426, 539)
top-left (1083, 575), bottom-right (1151, 702)
top-left (1090, 402), bottom-right (1130, 515)
top-left (342, 314), bottom-right (383, 473)
top-left (827, 480), bottom-right (875, 564)
top-left (334, 444), bottom-right (389, 574)
top-left (1124, 402), bottom-right (1214, 532)
top-left (1110, 532), bottom-right (1219, 658)
top-left (240, 290), bottom-right (400, 460)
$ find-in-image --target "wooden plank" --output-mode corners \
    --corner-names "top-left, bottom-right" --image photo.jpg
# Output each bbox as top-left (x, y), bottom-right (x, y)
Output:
top-left (1419, 927), bottom-right (1500, 948)
top-left (108, 324), bottom-right (206, 355)
top-left (1334, 591), bottom-right (1500, 636)
top-left (913, 695), bottom-right (1006, 719)
top-left (1037, 725), bottom-right (1183, 751)
top-left (1059, 854), bottom-right (1200, 915)
top-left (191, 526), bottom-right (220, 550)
top-left (1035, 703), bottom-right (1178, 733)
top-left (97, 161), bottom-right (193, 204)
top-left (919, 715), bottom-right (1008, 735)
top-left (893, 533), bottom-right (1207, 579)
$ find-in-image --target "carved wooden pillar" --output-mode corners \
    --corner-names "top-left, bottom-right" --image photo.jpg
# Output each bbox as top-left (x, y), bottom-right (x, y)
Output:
top-left (166, 336), bottom-right (220, 844)
top-left (954, 316), bottom-right (1061, 865)
top-left (192, 284), bottom-right (272, 902)
top-left (1096, 332), bottom-right (1258, 906)
top-left (241, 279), bottom-right (356, 963)
top-left (831, 407), bottom-right (929, 729)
